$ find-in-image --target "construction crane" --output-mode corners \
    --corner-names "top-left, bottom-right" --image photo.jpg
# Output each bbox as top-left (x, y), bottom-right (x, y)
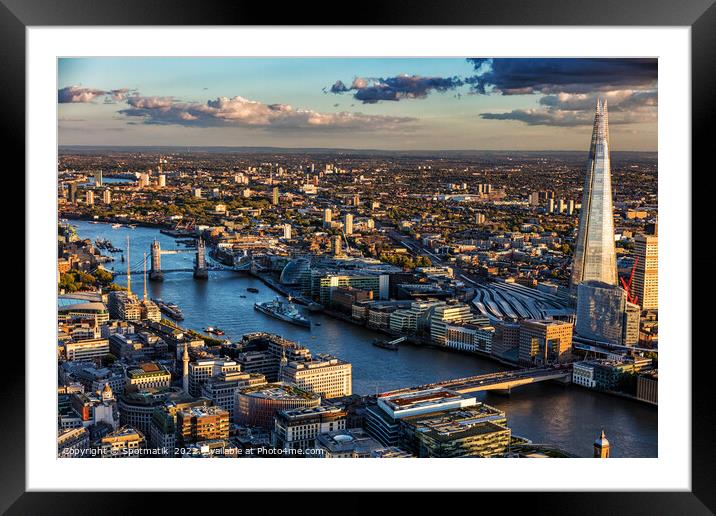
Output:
top-left (619, 257), bottom-right (639, 305)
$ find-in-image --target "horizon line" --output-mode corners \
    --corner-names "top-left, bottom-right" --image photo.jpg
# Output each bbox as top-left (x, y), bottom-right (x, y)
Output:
top-left (58, 144), bottom-right (657, 154)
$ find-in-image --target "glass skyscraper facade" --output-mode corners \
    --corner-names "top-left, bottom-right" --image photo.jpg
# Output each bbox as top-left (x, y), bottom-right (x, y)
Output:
top-left (571, 99), bottom-right (617, 293)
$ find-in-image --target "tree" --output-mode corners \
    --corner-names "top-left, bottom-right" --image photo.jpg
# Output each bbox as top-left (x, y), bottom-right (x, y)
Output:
top-left (101, 354), bottom-right (117, 367)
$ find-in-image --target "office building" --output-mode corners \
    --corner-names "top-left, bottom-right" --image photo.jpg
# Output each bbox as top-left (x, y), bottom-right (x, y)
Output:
top-left (365, 387), bottom-right (477, 446)
top-left (235, 383), bottom-right (321, 429)
top-left (323, 208), bottom-right (332, 224)
top-left (64, 338), bottom-right (110, 362)
top-left (280, 354), bottom-right (352, 399)
top-left (235, 333), bottom-right (312, 381)
top-left (108, 290), bottom-right (141, 321)
top-left (283, 223), bottom-right (292, 240)
top-left (400, 405), bottom-right (510, 458)
top-left (272, 186), bottom-right (279, 205)
top-left (429, 303), bottom-right (477, 345)
top-left (57, 427), bottom-right (90, 456)
top-left (176, 405), bottom-right (230, 445)
top-left (200, 370), bottom-right (267, 420)
top-left (636, 371), bottom-right (658, 404)
top-left (576, 281), bottom-right (640, 346)
top-left (93, 170), bottom-right (103, 186)
top-left (316, 428), bottom-right (386, 458)
top-left (100, 426), bottom-right (146, 458)
top-left (157, 174), bottom-right (166, 187)
top-left (633, 232), bottom-right (658, 310)
top-left (518, 319), bottom-right (573, 366)
top-left (274, 406), bottom-right (347, 451)
top-left (188, 357), bottom-right (242, 397)
top-left (315, 272), bottom-right (388, 304)
top-left (571, 99), bottom-right (618, 293)
top-left (126, 363), bottom-right (172, 390)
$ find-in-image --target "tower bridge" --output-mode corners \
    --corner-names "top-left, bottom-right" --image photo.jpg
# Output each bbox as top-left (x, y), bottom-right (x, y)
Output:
top-left (113, 238), bottom-right (216, 279)
top-left (149, 237), bottom-right (208, 280)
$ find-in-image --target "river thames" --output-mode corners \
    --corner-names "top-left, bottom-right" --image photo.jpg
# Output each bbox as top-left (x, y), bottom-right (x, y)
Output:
top-left (71, 220), bottom-right (658, 458)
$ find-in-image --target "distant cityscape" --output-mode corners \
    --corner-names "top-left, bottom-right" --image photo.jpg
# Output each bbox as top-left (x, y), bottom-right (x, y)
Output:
top-left (56, 58), bottom-right (657, 459)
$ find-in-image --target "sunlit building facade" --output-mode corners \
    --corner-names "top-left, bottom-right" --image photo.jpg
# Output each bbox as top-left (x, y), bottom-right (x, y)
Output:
top-left (571, 99), bottom-right (617, 293)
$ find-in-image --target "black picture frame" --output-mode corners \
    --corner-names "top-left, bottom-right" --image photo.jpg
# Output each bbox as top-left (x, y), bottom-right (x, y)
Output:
top-left (6, 0), bottom-right (714, 513)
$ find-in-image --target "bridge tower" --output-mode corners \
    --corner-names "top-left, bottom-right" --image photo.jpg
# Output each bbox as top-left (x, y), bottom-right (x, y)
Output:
top-left (149, 239), bottom-right (164, 281)
top-left (194, 237), bottom-right (208, 279)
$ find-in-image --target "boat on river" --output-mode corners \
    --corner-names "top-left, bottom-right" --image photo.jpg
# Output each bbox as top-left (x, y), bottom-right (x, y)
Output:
top-left (254, 297), bottom-right (310, 328)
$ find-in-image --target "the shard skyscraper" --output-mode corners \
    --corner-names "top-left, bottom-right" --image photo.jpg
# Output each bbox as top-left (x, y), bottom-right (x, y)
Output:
top-left (570, 99), bottom-right (617, 293)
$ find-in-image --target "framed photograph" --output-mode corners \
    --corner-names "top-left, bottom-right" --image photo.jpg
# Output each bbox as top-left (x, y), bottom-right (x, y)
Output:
top-left (10, 0), bottom-right (714, 512)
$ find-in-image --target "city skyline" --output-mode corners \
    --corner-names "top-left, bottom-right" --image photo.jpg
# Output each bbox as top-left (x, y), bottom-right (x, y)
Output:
top-left (58, 58), bottom-right (658, 151)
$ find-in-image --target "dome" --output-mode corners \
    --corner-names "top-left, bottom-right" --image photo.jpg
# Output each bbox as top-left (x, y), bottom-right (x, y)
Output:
top-left (280, 258), bottom-right (311, 285)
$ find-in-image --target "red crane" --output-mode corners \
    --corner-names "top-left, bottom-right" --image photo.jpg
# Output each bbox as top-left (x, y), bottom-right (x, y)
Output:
top-left (620, 257), bottom-right (639, 305)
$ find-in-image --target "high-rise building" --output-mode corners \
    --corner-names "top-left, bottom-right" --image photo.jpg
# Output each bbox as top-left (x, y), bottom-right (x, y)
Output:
top-left (68, 183), bottom-right (78, 203)
top-left (102, 189), bottom-right (112, 204)
top-left (571, 99), bottom-right (617, 293)
top-left (323, 208), bottom-right (332, 224)
top-left (283, 223), bottom-right (292, 240)
top-left (272, 186), bottom-right (279, 205)
top-left (344, 213), bottom-right (353, 235)
top-left (576, 281), bottom-right (640, 346)
top-left (333, 235), bottom-right (342, 256)
top-left (85, 190), bottom-right (94, 205)
top-left (93, 170), bottom-right (103, 186)
top-left (633, 232), bottom-right (658, 310)
top-left (157, 174), bottom-right (166, 188)
top-left (138, 172), bottom-right (150, 188)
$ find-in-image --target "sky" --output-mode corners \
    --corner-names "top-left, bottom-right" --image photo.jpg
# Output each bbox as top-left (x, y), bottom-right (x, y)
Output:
top-left (58, 57), bottom-right (657, 151)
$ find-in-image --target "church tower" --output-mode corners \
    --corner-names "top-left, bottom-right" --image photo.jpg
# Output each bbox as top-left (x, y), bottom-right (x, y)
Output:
top-left (594, 429), bottom-right (610, 458)
top-left (182, 344), bottom-right (190, 394)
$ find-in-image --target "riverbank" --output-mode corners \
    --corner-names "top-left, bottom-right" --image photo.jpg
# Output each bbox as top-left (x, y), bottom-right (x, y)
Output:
top-left (68, 219), bottom-right (659, 457)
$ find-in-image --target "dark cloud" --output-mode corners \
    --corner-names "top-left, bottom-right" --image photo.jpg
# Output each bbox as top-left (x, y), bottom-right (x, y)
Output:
top-left (465, 58), bottom-right (657, 95)
top-left (328, 74), bottom-right (465, 104)
top-left (469, 59), bottom-right (658, 127)
top-left (118, 95), bottom-right (416, 131)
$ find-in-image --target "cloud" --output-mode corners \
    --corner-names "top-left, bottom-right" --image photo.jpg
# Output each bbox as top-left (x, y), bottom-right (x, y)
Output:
top-left (59, 85), bottom-right (136, 103)
top-left (468, 59), bottom-right (658, 127)
top-left (58, 86), bottom-right (107, 103)
top-left (118, 95), bottom-right (416, 131)
top-left (465, 58), bottom-right (657, 95)
top-left (480, 89), bottom-right (658, 127)
top-left (328, 74), bottom-right (465, 103)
